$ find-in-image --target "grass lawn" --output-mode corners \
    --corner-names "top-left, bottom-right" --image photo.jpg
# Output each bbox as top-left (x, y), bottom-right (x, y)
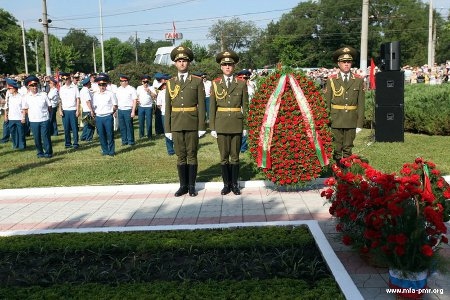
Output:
top-left (0, 117), bottom-right (448, 189)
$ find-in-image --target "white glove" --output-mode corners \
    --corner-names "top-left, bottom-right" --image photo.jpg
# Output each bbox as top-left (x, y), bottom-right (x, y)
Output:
top-left (165, 133), bottom-right (172, 140)
top-left (356, 128), bottom-right (362, 134)
top-left (242, 130), bottom-right (247, 137)
top-left (198, 130), bottom-right (206, 137)
top-left (211, 130), bottom-right (218, 138)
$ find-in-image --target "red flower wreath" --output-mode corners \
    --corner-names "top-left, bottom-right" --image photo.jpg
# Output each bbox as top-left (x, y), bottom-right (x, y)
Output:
top-left (247, 70), bottom-right (333, 186)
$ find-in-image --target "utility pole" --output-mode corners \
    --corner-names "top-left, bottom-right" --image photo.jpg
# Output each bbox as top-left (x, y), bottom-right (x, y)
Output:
top-left (360, 0), bottom-right (369, 71)
top-left (427, 0), bottom-right (434, 67)
top-left (99, 0), bottom-right (105, 73)
top-left (21, 21), bottom-right (29, 74)
top-left (35, 38), bottom-right (39, 73)
top-left (41, 0), bottom-right (51, 75)
top-left (93, 42), bottom-right (97, 74)
top-left (135, 31), bottom-right (138, 64)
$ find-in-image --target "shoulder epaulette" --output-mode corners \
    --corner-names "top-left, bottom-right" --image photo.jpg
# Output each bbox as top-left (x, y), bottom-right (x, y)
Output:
top-left (329, 74), bottom-right (338, 79)
top-left (236, 77), bottom-right (246, 82)
top-left (213, 77), bottom-right (222, 82)
top-left (191, 74), bottom-right (201, 79)
top-left (353, 73), bottom-right (363, 79)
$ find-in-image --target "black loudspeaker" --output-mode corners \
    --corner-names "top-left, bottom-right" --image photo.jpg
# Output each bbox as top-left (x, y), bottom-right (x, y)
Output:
top-left (375, 105), bottom-right (404, 142)
top-left (380, 41), bottom-right (401, 71)
top-left (375, 71), bottom-right (404, 106)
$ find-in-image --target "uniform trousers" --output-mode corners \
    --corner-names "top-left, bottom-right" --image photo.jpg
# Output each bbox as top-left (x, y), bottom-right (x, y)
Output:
top-left (138, 106), bottom-right (152, 139)
top-left (96, 114), bottom-right (115, 156)
top-left (0, 120), bottom-right (10, 143)
top-left (154, 107), bottom-right (164, 134)
top-left (331, 127), bottom-right (356, 160)
top-left (49, 106), bottom-right (59, 136)
top-left (173, 130), bottom-right (199, 165)
top-left (9, 120), bottom-right (26, 149)
top-left (30, 121), bottom-right (52, 157)
top-left (217, 133), bottom-right (242, 165)
top-left (118, 109), bottom-right (135, 145)
top-left (62, 110), bottom-right (79, 148)
top-left (81, 111), bottom-right (95, 142)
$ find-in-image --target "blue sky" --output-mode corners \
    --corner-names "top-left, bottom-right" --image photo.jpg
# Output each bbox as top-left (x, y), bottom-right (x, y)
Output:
top-left (1, 0), bottom-right (302, 46)
top-left (1, 0), bottom-right (448, 47)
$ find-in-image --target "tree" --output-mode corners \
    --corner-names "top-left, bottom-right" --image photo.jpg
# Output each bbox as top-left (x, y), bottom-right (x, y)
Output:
top-left (248, 0), bottom-right (447, 69)
top-left (207, 18), bottom-right (260, 53)
top-left (49, 35), bottom-right (79, 72)
top-left (26, 29), bottom-right (44, 74)
top-left (103, 38), bottom-right (135, 71)
top-left (0, 9), bottom-right (24, 74)
top-left (62, 29), bottom-right (97, 73)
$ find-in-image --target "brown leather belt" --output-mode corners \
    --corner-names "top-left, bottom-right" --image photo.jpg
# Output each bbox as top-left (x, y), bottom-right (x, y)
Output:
top-left (331, 104), bottom-right (357, 110)
top-left (217, 107), bottom-right (241, 112)
top-left (172, 107), bottom-right (197, 112)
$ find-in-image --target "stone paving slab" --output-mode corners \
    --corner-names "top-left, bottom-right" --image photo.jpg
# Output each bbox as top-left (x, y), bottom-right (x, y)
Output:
top-left (0, 181), bottom-right (449, 299)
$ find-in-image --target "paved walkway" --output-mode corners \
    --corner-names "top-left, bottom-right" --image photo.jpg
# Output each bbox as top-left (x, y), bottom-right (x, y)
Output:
top-left (0, 181), bottom-right (449, 299)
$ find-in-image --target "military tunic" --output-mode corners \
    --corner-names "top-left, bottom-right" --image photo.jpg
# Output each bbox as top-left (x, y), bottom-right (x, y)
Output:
top-left (210, 76), bottom-right (248, 164)
top-left (324, 73), bottom-right (365, 159)
top-left (165, 74), bottom-right (206, 164)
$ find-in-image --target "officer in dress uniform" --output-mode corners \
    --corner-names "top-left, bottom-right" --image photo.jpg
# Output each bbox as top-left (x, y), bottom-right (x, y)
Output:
top-left (210, 50), bottom-right (249, 195)
top-left (165, 46), bottom-right (206, 197)
top-left (324, 46), bottom-right (365, 165)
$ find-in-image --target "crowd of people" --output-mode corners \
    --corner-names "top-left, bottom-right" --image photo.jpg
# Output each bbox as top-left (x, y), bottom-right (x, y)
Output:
top-left (1, 49), bottom-right (448, 194)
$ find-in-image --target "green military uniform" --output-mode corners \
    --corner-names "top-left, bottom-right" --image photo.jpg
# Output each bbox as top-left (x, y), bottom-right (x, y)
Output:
top-left (209, 50), bottom-right (248, 195)
top-left (165, 46), bottom-right (206, 197)
top-left (324, 46), bottom-right (365, 162)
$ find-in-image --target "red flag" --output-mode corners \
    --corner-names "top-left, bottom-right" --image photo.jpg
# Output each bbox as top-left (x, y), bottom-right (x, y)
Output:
top-left (369, 58), bottom-right (376, 90)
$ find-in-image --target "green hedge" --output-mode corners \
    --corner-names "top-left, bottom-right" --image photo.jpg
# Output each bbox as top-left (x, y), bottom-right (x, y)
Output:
top-left (364, 83), bottom-right (450, 135)
top-left (0, 226), bottom-right (344, 298)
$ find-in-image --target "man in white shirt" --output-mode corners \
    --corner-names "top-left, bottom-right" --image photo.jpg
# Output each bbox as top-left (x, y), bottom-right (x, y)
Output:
top-left (136, 75), bottom-right (156, 139)
top-left (115, 74), bottom-right (137, 146)
top-left (79, 77), bottom-right (95, 142)
top-left (59, 72), bottom-right (80, 149)
top-left (201, 73), bottom-right (211, 123)
top-left (93, 76), bottom-right (118, 156)
top-left (22, 75), bottom-right (53, 158)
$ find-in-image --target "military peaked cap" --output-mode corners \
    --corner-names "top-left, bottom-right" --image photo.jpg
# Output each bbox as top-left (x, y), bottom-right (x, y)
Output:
top-left (333, 46), bottom-right (358, 62)
top-left (170, 46), bottom-right (194, 62)
top-left (216, 50), bottom-right (239, 65)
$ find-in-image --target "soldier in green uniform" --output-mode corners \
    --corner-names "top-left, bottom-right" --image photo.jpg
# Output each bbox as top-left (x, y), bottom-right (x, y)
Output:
top-left (324, 46), bottom-right (365, 165)
top-left (209, 50), bottom-right (249, 195)
top-left (165, 46), bottom-right (206, 197)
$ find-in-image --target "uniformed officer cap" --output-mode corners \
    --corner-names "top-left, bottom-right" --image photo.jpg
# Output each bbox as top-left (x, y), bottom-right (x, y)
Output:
top-left (154, 72), bottom-right (164, 80)
top-left (94, 76), bottom-right (109, 84)
top-left (81, 77), bottom-right (90, 86)
top-left (333, 46), bottom-right (358, 62)
top-left (237, 69), bottom-right (251, 77)
top-left (170, 46), bottom-right (194, 62)
top-left (48, 76), bottom-right (58, 84)
top-left (216, 50), bottom-right (239, 65)
top-left (60, 72), bottom-right (71, 80)
top-left (24, 75), bottom-right (40, 86)
top-left (5, 78), bottom-right (19, 89)
top-left (119, 74), bottom-right (129, 81)
top-left (141, 75), bottom-right (151, 81)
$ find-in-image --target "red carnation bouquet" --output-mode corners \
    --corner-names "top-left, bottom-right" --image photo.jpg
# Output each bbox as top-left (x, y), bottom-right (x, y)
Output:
top-left (247, 70), bottom-right (333, 186)
top-left (323, 155), bottom-right (450, 274)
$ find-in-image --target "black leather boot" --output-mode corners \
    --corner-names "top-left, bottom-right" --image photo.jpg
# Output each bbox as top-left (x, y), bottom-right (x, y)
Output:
top-left (220, 164), bottom-right (231, 195)
top-left (174, 164), bottom-right (188, 197)
top-left (188, 164), bottom-right (198, 197)
top-left (230, 164), bottom-right (241, 195)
